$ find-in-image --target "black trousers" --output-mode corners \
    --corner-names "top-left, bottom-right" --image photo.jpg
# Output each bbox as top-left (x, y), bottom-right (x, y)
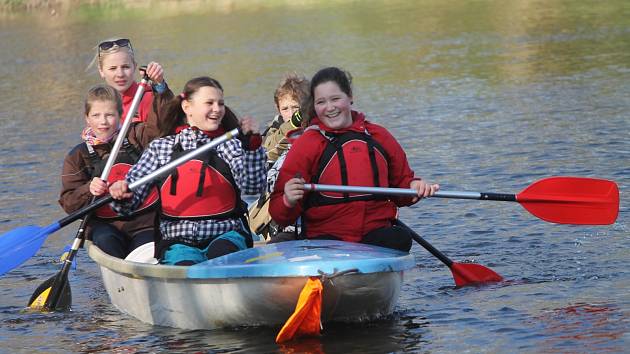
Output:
top-left (91, 222), bottom-right (154, 259)
top-left (311, 225), bottom-right (413, 252)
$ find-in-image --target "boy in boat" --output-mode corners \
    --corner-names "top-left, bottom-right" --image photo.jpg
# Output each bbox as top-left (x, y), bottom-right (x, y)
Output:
top-left (262, 73), bottom-right (310, 168)
top-left (270, 67), bottom-right (439, 252)
top-left (249, 74), bottom-right (309, 241)
top-left (59, 72), bottom-right (169, 258)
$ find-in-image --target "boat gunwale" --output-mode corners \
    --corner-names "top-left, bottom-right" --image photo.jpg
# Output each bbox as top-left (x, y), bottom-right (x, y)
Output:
top-left (87, 240), bottom-right (416, 280)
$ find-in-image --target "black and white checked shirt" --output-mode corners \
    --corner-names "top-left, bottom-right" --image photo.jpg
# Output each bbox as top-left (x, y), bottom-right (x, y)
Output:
top-left (112, 127), bottom-right (266, 245)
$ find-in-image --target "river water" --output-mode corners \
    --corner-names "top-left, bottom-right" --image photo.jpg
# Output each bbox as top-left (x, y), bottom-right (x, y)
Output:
top-left (0, 1), bottom-right (628, 353)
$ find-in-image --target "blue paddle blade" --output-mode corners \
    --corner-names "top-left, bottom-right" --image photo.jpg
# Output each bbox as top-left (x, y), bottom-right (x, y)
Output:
top-left (0, 223), bottom-right (60, 276)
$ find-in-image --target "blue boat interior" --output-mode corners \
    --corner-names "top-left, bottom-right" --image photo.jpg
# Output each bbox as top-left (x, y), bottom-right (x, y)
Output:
top-left (186, 240), bottom-right (416, 279)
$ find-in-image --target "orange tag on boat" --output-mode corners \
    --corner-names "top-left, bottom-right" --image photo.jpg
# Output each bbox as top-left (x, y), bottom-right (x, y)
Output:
top-left (275, 277), bottom-right (323, 343)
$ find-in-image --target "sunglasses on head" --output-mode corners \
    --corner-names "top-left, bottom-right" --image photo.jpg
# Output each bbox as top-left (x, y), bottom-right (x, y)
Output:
top-left (98, 38), bottom-right (131, 52)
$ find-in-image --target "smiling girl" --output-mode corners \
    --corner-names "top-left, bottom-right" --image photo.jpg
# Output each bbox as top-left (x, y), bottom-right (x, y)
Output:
top-left (109, 76), bottom-right (266, 265)
top-left (269, 67), bottom-right (439, 252)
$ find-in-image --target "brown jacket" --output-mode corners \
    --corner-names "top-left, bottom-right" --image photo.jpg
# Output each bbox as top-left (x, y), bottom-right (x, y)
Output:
top-left (262, 116), bottom-right (298, 165)
top-left (58, 86), bottom-right (173, 237)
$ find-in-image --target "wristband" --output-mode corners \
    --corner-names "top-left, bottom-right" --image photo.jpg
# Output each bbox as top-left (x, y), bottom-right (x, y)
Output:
top-left (152, 80), bottom-right (167, 94)
top-left (239, 133), bottom-right (262, 151)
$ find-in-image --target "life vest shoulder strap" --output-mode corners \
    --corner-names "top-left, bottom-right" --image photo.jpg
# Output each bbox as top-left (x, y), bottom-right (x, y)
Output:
top-left (311, 128), bottom-right (389, 186)
top-left (304, 128), bottom-right (390, 209)
top-left (83, 143), bottom-right (101, 178)
top-left (83, 139), bottom-right (142, 179)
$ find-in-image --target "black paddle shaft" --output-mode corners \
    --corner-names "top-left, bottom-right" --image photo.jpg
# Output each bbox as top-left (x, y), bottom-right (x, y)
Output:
top-left (396, 220), bottom-right (454, 267)
top-left (57, 196), bottom-right (113, 229)
top-left (40, 196), bottom-right (112, 309)
top-left (43, 197), bottom-right (97, 309)
top-left (479, 193), bottom-right (516, 202)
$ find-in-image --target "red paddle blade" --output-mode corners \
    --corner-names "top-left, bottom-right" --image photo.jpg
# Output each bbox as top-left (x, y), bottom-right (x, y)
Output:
top-left (451, 262), bottom-right (503, 287)
top-left (516, 177), bottom-right (619, 225)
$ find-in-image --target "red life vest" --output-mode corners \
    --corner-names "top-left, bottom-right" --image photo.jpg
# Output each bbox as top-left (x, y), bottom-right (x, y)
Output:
top-left (85, 141), bottom-right (159, 219)
top-left (305, 128), bottom-right (390, 208)
top-left (121, 82), bottom-right (153, 123)
top-left (158, 139), bottom-right (244, 220)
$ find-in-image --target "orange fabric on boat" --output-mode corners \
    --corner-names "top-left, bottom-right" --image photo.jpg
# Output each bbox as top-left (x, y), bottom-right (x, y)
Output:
top-left (275, 277), bottom-right (323, 343)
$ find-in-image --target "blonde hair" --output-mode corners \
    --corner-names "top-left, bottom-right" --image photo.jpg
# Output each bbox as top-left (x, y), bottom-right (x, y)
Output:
top-left (84, 84), bottom-right (123, 116)
top-left (85, 37), bottom-right (136, 72)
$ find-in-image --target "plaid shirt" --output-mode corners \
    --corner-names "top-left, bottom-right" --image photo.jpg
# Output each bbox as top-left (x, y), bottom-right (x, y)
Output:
top-left (112, 127), bottom-right (266, 245)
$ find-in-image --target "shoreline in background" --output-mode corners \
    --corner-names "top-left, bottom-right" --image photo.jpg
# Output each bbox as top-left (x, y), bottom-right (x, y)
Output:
top-left (0, 0), bottom-right (319, 19)
top-left (2, 0), bottom-right (114, 12)
top-left (1, 0), bottom-right (307, 14)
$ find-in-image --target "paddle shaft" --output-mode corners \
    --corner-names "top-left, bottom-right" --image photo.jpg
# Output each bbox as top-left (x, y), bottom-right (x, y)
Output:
top-left (42, 75), bottom-right (151, 309)
top-left (303, 184), bottom-right (516, 202)
top-left (395, 220), bottom-right (453, 267)
top-left (303, 178), bottom-right (619, 225)
top-left (396, 220), bottom-right (503, 286)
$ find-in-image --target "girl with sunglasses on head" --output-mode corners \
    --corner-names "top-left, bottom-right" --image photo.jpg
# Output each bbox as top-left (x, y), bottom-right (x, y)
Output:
top-left (59, 85), bottom-right (164, 258)
top-left (269, 67), bottom-right (439, 252)
top-left (90, 37), bottom-right (168, 124)
top-left (109, 76), bottom-right (267, 266)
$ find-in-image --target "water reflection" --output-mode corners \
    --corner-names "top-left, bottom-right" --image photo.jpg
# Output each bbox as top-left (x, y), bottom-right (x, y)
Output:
top-left (533, 303), bottom-right (626, 353)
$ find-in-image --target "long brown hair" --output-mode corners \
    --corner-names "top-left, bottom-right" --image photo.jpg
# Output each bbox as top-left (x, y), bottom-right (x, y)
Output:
top-left (160, 76), bottom-right (239, 136)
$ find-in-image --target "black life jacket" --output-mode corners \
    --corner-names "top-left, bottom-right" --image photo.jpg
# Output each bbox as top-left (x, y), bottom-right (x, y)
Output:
top-left (304, 128), bottom-right (390, 209)
top-left (85, 140), bottom-right (159, 219)
top-left (158, 138), bottom-right (247, 221)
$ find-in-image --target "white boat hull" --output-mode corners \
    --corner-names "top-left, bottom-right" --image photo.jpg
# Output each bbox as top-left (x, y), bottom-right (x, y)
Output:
top-left (88, 240), bottom-right (413, 330)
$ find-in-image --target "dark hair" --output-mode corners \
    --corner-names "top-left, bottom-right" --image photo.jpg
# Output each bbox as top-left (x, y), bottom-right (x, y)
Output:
top-left (160, 76), bottom-right (240, 136)
top-left (84, 84), bottom-right (123, 116)
top-left (306, 67), bottom-right (353, 122)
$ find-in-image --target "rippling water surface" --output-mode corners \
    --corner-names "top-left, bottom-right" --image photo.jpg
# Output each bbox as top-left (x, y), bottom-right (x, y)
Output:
top-left (0, 1), bottom-right (628, 353)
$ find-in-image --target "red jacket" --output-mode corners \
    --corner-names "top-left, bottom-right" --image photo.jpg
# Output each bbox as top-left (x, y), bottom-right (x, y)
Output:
top-left (122, 82), bottom-right (154, 123)
top-left (269, 111), bottom-right (417, 242)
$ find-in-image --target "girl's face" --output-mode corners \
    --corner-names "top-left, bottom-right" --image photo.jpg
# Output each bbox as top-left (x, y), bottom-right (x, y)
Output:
top-left (85, 100), bottom-right (119, 140)
top-left (313, 81), bottom-right (353, 130)
top-left (277, 95), bottom-right (300, 123)
top-left (98, 51), bottom-right (136, 93)
top-left (182, 86), bottom-right (226, 132)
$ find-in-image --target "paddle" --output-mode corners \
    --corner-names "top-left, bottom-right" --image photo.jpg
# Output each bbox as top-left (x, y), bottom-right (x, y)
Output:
top-left (303, 177), bottom-right (619, 225)
top-left (0, 128), bottom-right (240, 279)
top-left (395, 220), bottom-right (503, 286)
top-left (28, 71), bottom-right (151, 310)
